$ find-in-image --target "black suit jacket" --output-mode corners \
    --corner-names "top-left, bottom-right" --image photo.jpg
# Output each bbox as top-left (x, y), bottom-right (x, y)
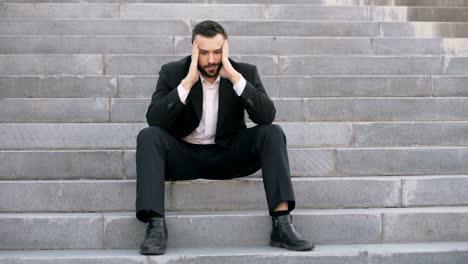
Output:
top-left (146, 56), bottom-right (276, 148)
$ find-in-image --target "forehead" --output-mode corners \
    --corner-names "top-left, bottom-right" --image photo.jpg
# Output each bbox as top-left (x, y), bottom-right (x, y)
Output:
top-left (194, 34), bottom-right (225, 51)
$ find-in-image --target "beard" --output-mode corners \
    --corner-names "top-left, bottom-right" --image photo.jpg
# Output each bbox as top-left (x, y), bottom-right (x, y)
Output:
top-left (198, 62), bottom-right (222, 78)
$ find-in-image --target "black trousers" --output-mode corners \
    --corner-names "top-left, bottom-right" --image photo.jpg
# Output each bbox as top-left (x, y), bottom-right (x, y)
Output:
top-left (135, 123), bottom-right (296, 223)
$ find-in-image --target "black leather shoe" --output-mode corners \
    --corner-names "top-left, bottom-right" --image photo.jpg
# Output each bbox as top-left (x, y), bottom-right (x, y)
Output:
top-left (270, 214), bottom-right (314, 251)
top-left (139, 216), bottom-right (168, 255)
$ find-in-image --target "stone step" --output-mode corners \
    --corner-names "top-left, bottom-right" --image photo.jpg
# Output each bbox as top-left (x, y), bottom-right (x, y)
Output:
top-left (1, 242), bottom-right (468, 264)
top-left (2, 36), bottom-right (468, 56)
top-left (2, 75), bottom-right (465, 98)
top-left (2, 122), bottom-right (468, 150)
top-left (1, 54), bottom-right (468, 75)
top-left (1, 207), bottom-right (468, 249)
top-left (2, 19), bottom-right (468, 37)
top-left (2, 97), bottom-right (468, 123)
top-left (1, 0), bottom-right (468, 7)
top-left (0, 75), bottom-right (437, 98)
top-left (1, 4), bottom-right (468, 22)
top-left (3, 122), bottom-right (468, 149)
top-left (1, 176), bottom-right (467, 212)
top-left (3, 144), bottom-right (468, 178)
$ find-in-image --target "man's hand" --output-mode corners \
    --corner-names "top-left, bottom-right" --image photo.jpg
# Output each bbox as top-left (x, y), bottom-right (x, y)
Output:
top-left (219, 40), bottom-right (241, 84)
top-left (181, 42), bottom-right (200, 90)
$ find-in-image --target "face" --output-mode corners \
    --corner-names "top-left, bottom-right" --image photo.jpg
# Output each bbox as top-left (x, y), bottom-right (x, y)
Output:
top-left (194, 33), bottom-right (225, 79)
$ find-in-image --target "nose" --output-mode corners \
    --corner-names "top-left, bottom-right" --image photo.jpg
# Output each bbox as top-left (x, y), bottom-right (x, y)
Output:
top-left (208, 53), bottom-right (215, 64)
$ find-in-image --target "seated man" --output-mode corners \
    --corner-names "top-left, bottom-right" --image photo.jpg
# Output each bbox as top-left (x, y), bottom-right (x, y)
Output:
top-left (135, 20), bottom-right (314, 255)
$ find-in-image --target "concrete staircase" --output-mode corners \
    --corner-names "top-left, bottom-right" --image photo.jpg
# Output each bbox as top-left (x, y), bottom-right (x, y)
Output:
top-left (1, 0), bottom-right (468, 263)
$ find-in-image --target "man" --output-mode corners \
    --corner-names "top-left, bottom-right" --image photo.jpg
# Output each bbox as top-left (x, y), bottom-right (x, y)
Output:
top-left (136, 20), bottom-right (314, 255)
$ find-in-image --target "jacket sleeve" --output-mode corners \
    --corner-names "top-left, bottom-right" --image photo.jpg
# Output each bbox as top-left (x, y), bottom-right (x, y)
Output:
top-left (146, 65), bottom-right (186, 128)
top-left (239, 65), bottom-right (276, 124)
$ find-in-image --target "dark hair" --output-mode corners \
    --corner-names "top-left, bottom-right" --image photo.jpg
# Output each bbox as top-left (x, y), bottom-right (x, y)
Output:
top-left (191, 20), bottom-right (228, 43)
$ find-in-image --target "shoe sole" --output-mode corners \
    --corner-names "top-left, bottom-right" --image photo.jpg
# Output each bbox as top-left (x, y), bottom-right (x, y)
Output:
top-left (140, 248), bottom-right (166, 255)
top-left (270, 240), bottom-right (315, 251)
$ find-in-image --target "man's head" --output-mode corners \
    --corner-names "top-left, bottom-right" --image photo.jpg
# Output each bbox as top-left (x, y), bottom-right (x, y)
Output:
top-left (191, 20), bottom-right (228, 79)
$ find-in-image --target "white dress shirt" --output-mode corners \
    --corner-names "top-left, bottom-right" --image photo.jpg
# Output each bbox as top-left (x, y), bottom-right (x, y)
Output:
top-left (177, 75), bottom-right (246, 144)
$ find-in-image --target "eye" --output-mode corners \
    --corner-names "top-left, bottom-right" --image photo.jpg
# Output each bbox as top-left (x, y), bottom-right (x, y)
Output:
top-left (200, 51), bottom-right (207, 54)
top-left (215, 50), bottom-right (222, 53)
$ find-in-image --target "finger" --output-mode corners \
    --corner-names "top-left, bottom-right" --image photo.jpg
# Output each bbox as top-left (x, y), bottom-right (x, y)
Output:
top-left (222, 41), bottom-right (228, 59)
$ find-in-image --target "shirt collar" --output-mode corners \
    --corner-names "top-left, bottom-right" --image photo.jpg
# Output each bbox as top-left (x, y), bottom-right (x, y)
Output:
top-left (200, 74), bottom-right (221, 87)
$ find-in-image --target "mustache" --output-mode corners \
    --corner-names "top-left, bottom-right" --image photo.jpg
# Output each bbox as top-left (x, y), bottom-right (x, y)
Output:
top-left (204, 63), bottom-right (220, 68)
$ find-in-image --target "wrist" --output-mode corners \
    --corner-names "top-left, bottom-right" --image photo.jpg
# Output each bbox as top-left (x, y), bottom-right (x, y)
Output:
top-left (230, 72), bottom-right (241, 85)
top-left (181, 79), bottom-right (193, 91)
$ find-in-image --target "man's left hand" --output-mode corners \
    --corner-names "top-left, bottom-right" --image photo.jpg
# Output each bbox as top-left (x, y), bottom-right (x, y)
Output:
top-left (219, 40), bottom-right (241, 84)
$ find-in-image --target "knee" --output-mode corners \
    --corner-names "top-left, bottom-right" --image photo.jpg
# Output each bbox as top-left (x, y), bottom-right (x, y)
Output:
top-left (258, 124), bottom-right (286, 143)
top-left (137, 126), bottom-right (169, 145)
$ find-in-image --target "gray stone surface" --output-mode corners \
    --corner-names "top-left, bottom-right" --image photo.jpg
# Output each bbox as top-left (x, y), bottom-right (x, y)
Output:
top-left (0, 55), bottom-right (103, 75)
top-left (4, 35), bottom-right (468, 56)
top-left (105, 55), bottom-right (277, 75)
top-left (373, 38), bottom-right (444, 55)
top-left (293, 177), bottom-right (400, 208)
top-left (1, 0), bottom-right (468, 5)
top-left (171, 179), bottom-right (266, 211)
top-left (213, 122), bottom-right (350, 147)
top-left (280, 56), bottom-right (443, 75)
top-left (0, 36), bottom-right (173, 54)
top-left (2, 244), bottom-right (468, 264)
top-left (175, 36), bottom-right (372, 55)
top-left (359, 241), bottom-right (468, 264)
top-left (198, 20), bottom-right (381, 37)
top-left (0, 247), bottom-right (366, 264)
top-left (0, 3), bottom-right (119, 18)
top-left (2, 0), bottom-right (468, 259)
top-left (432, 76), bottom-right (468, 96)
top-left (0, 177), bottom-right (400, 212)
top-left (278, 76), bottom-right (430, 97)
top-left (442, 39), bottom-right (468, 55)
top-left (0, 151), bottom-right (122, 180)
top-left (104, 55), bottom-right (183, 75)
top-left (337, 148), bottom-right (468, 176)
top-left (403, 176), bottom-right (468, 206)
top-left (0, 98), bottom-right (109, 123)
top-left (371, 5), bottom-right (406, 21)
top-left (0, 76), bottom-right (116, 98)
top-left (110, 98), bottom-right (148, 122)
top-left (103, 214), bottom-right (147, 249)
top-left (0, 180), bottom-right (149, 212)
top-left (0, 123), bottom-right (145, 150)
top-left (295, 211), bottom-right (381, 244)
top-left (444, 56), bottom-right (468, 74)
top-left (0, 19), bottom-right (191, 35)
top-left (381, 22), bottom-right (468, 37)
top-left (170, 177), bottom-right (400, 210)
top-left (305, 98), bottom-right (468, 121)
top-left (287, 148), bottom-right (336, 176)
top-left (266, 98), bottom-right (304, 122)
top-left (383, 208), bottom-right (468, 242)
top-left (405, 7), bottom-right (468, 22)
top-left (121, 3), bottom-right (265, 19)
top-left (268, 5), bottom-right (373, 21)
top-left (104, 210), bottom-right (381, 248)
top-left (0, 213), bottom-right (103, 249)
top-left (368, 251), bottom-right (468, 264)
top-left (118, 75), bottom-right (159, 98)
top-left (354, 122), bottom-right (468, 146)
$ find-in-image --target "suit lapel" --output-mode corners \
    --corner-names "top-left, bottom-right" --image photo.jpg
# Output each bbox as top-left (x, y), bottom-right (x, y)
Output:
top-left (216, 77), bottom-right (232, 135)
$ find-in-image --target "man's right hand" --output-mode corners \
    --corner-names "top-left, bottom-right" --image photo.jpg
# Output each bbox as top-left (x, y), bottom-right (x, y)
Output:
top-left (181, 42), bottom-right (200, 91)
